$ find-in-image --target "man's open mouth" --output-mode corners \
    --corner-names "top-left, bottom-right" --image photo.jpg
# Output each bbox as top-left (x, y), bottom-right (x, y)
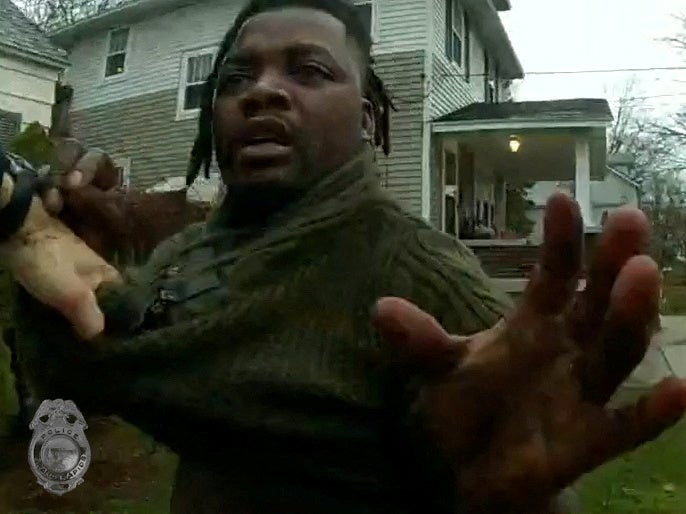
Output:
top-left (237, 117), bottom-right (295, 164)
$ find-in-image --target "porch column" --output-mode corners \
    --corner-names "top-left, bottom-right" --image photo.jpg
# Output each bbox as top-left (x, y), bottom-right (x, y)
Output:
top-left (494, 175), bottom-right (506, 234)
top-left (574, 138), bottom-right (592, 227)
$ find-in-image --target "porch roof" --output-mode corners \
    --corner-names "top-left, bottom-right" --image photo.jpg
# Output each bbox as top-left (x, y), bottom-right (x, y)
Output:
top-left (432, 98), bottom-right (614, 133)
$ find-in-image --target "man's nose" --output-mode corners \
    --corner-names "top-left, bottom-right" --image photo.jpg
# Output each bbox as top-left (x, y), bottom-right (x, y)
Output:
top-left (238, 74), bottom-right (291, 117)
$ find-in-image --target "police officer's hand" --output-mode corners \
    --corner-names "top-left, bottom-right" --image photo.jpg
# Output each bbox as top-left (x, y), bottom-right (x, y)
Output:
top-left (374, 194), bottom-right (685, 514)
top-left (40, 137), bottom-right (129, 260)
top-left (0, 140), bottom-right (122, 340)
top-left (43, 138), bottom-right (208, 262)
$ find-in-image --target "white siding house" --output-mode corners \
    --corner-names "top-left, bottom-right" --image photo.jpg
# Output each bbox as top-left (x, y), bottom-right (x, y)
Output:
top-left (49, 0), bottom-right (614, 271)
top-left (526, 167), bottom-right (640, 243)
top-left (0, 0), bottom-right (68, 145)
top-left (49, 0), bottom-right (526, 220)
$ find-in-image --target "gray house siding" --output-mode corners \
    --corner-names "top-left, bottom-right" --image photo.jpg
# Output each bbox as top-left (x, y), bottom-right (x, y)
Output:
top-left (71, 50), bottom-right (427, 216)
top-left (375, 50), bottom-right (426, 216)
top-left (65, 0), bottom-right (429, 112)
top-left (71, 89), bottom-right (197, 188)
top-left (429, 0), bottom-right (482, 119)
top-left (61, 0), bottom-right (428, 214)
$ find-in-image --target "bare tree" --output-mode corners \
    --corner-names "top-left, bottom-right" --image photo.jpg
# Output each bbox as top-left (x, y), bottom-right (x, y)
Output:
top-left (19, 0), bottom-right (121, 30)
top-left (608, 78), bottom-right (686, 266)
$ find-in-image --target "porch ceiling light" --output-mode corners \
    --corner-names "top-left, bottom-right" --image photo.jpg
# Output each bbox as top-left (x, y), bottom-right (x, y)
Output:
top-left (509, 135), bottom-right (521, 153)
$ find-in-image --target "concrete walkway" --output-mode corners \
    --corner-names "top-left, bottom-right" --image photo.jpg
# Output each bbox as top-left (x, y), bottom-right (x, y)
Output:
top-left (621, 315), bottom-right (686, 390)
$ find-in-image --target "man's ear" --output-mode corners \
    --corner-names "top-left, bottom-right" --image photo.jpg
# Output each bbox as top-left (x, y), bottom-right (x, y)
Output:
top-left (361, 98), bottom-right (375, 143)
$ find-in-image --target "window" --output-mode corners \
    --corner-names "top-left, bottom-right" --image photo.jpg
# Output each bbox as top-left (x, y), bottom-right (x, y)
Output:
top-left (113, 157), bottom-right (131, 187)
top-left (354, 0), bottom-right (376, 40)
top-left (484, 51), bottom-right (499, 103)
top-left (445, 0), bottom-right (466, 67)
top-left (0, 110), bottom-right (21, 147)
top-left (177, 47), bottom-right (216, 119)
top-left (105, 27), bottom-right (129, 78)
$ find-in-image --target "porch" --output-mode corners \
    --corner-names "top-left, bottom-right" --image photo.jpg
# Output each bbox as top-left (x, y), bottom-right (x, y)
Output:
top-left (430, 99), bottom-right (614, 291)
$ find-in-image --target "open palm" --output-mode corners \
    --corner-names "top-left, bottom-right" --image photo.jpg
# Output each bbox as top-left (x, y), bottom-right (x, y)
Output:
top-left (374, 194), bottom-right (686, 514)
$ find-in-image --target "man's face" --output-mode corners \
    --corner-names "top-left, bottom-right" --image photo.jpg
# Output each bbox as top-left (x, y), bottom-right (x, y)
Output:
top-left (213, 7), bottom-right (374, 188)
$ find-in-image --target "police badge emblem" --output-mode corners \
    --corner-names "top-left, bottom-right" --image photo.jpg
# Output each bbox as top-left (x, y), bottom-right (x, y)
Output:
top-left (28, 399), bottom-right (91, 495)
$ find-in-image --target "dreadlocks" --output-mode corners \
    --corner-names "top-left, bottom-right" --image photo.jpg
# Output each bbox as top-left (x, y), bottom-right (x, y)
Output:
top-left (186, 0), bottom-right (394, 186)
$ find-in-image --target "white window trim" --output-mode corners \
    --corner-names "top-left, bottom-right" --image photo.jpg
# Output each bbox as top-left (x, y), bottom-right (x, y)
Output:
top-left (176, 46), bottom-right (218, 122)
top-left (446, 0), bottom-right (466, 68)
top-left (103, 26), bottom-right (131, 82)
top-left (354, 0), bottom-right (379, 43)
top-left (113, 156), bottom-right (131, 187)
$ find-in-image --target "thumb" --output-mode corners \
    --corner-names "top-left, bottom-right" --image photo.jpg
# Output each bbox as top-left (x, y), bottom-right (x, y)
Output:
top-left (372, 297), bottom-right (466, 374)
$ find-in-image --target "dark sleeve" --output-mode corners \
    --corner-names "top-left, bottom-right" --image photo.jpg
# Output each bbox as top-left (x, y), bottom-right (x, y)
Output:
top-left (13, 223), bottom-right (217, 417)
top-left (386, 227), bottom-right (513, 335)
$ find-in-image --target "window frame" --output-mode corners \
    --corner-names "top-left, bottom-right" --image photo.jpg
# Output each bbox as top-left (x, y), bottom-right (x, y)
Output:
top-left (103, 26), bottom-right (131, 80)
top-left (445, 0), bottom-right (466, 69)
top-left (354, 0), bottom-right (379, 43)
top-left (484, 50), bottom-right (499, 103)
top-left (113, 156), bottom-right (131, 188)
top-left (175, 46), bottom-right (218, 121)
top-left (0, 109), bottom-right (22, 147)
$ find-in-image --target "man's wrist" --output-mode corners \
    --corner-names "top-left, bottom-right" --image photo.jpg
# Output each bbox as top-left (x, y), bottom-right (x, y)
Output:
top-left (0, 156), bottom-right (38, 241)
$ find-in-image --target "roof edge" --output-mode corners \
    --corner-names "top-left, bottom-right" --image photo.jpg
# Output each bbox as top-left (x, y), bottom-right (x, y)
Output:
top-left (432, 98), bottom-right (615, 123)
top-left (0, 42), bottom-right (68, 69)
top-left (49, 0), bottom-right (192, 46)
top-left (464, 0), bottom-right (524, 80)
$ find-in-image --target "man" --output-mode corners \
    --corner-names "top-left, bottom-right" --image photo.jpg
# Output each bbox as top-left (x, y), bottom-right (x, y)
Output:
top-left (0, 1), bottom-right (684, 513)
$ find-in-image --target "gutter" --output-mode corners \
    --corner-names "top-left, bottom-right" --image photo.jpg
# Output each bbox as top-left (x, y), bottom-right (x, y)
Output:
top-left (50, 0), bottom-right (193, 47)
top-left (0, 41), bottom-right (68, 70)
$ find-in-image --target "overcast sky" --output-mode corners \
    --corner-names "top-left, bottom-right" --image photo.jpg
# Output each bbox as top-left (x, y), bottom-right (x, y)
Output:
top-left (499, 0), bottom-right (686, 116)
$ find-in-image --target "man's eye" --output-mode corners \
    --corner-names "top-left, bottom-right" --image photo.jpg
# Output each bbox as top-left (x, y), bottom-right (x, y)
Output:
top-left (292, 63), bottom-right (333, 83)
top-left (216, 69), bottom-right (253, 91)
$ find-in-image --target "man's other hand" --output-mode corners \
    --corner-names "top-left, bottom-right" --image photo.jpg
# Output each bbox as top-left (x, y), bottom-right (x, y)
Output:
top-left (373, 194), bottom-right (686, 513)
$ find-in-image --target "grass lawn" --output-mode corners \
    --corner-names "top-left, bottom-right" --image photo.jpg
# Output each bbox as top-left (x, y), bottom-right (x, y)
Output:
top-left (576, 273), bottom-right (686, 513)
top-left (577, 414), bottom-right (686, 513)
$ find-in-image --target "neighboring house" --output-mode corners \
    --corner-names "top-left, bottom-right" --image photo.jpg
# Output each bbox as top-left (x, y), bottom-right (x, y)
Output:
top-left (525, 165), bottom-right (640, 243)
top-left (0, 0), bottom-right (68, 146)
top-left (50, 0), bottom-right (615, 285)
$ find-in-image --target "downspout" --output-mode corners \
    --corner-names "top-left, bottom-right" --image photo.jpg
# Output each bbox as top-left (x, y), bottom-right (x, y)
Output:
top-left (420, 0), bottom-right (435, 221)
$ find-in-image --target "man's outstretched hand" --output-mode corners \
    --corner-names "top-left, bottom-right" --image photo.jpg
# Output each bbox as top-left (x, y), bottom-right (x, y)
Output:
top-left (373, 193), bottom-right (686, 514)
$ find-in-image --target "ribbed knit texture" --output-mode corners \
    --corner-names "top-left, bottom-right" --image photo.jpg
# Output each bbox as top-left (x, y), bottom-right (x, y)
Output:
top-left (14, 148), bottom-right (513, 513)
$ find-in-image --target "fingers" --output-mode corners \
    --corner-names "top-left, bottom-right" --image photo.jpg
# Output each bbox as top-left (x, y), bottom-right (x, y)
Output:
top-left (522, 193), bottom-right (583, 317)
top-left (67, 149), bottom-right (118, 190)
top-left (572, 208), bottom-right (651, 344)
top-left (579, 255), bottom-right (661, 403)
top-left (581, 378), bottom-right (686, 479)
top-left (53, 137), bottom-right (85, 175)
top-left (373, 297), bottom-right (467, 375)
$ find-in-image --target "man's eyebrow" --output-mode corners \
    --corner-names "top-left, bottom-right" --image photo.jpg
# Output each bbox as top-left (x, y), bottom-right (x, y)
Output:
top-left (223, 42), bottom-right (339, 64)
top-left (285, 42), bottom-right (338, 61)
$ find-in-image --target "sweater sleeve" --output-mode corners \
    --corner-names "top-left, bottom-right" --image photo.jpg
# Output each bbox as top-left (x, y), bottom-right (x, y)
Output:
top-left (386, 226), bottom-right (514, 336)
top-left (13, 222), bottom-right (214, 417)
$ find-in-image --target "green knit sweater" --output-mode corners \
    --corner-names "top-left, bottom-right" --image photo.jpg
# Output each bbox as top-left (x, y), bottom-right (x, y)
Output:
top-left (14, 149), bottom-right (512, 513)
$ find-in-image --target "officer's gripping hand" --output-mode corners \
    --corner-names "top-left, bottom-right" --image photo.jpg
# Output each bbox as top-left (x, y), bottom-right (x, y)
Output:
top-left (0, 139), bottom-right (121, 340)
